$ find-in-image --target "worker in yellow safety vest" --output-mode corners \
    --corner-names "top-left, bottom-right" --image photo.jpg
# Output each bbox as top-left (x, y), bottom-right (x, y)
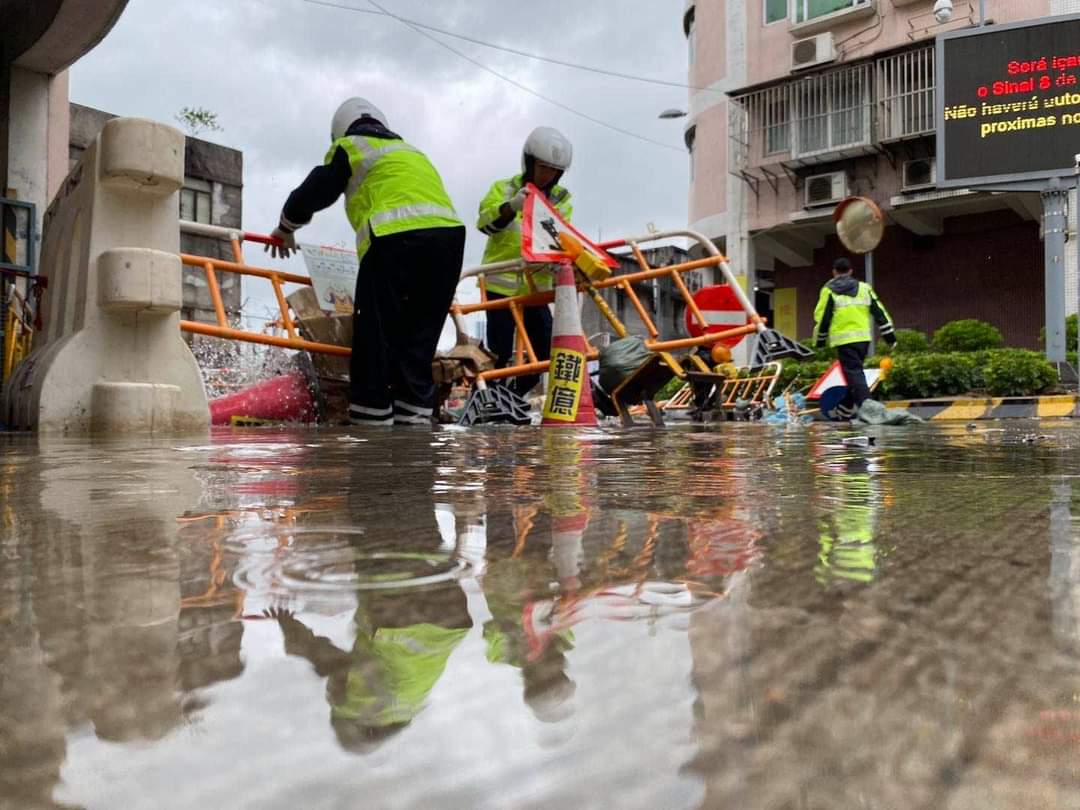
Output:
top-left (812, 257), bottom-right (896, 419)
top-left (267, 97), bottom-right (465, 426)
top-left (477, 127), bottom-right (573, 396)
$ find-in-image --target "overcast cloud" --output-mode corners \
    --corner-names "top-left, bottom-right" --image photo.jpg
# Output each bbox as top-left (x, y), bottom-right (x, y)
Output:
top-left (71, 0), bottom-right (690, 321)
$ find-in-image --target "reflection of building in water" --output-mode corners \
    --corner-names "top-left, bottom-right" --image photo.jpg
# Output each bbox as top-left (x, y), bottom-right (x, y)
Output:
top-left (1048, 482), bottom-right (1080, 654)
top-left (0, 442), bottom-right (241, 807)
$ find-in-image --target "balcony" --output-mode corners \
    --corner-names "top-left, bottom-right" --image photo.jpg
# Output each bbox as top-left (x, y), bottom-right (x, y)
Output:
top-left (729, 45), bottom-right (934, 180)
top-left (790, 0), bottom-right (877, 36)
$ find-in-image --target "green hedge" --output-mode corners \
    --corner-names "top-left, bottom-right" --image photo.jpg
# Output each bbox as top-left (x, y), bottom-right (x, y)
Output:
top-left (892, 329), bottom-right (930, 354)
top-left (778, 349), bottom-right (1057, 400)
top-left (931, 319), bottom-right (1004, 353)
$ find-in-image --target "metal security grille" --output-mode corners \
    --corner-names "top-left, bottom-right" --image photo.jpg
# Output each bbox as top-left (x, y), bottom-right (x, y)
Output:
top-left (791, 63), bottom-right (872, 158)
top-left (878, 46), bottom-right (935, 141)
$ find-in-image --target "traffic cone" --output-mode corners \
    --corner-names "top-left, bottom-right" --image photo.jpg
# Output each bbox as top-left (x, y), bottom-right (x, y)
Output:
top-left (541, 261), bottom-right (598, 427)
top-left (209, 369), bottom-right (318, 426)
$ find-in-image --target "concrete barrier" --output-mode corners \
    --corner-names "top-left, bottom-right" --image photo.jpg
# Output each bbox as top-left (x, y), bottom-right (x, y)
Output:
top-left (2, 117), bottom-right (209, 434)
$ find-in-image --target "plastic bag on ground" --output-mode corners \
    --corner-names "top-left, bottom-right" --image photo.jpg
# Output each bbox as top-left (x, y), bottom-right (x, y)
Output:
top-left (598, 336), bottom-right (654, 393)
top-left (854, 399), bottom-right (922, 425)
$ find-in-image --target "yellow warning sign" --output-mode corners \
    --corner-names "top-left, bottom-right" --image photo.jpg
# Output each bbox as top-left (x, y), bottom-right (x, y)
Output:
top-left (542, 347), bottom-right (586, 422)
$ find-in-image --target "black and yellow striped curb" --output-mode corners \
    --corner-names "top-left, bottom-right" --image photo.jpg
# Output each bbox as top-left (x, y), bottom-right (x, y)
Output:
top-left (885, 395), bottom-right (1080, 421)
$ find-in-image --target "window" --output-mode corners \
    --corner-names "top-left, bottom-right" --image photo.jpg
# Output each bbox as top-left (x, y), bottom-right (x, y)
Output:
top-left (764, 101), bottom-right (790, 155)
top-left (793, 0), bottom-right (864, 24)
top-left (765, 0), bottom-right (788, 24)
top-left (793, 66), bottom-right (869, 157)
top-left (180, 179), bottom-right (212, 224)
top-left (878, 47), bottom-right (935, 141)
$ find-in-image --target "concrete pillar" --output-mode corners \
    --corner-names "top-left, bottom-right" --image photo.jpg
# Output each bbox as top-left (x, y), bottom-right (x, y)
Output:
top-left (5, 66), bottom-right (68, 246)
top-left (2, 117), bottom-right (209, 434)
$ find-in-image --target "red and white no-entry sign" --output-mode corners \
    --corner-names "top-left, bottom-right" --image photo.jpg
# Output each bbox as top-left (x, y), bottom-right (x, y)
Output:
top-left (685, 285), bottom-right (752, 348)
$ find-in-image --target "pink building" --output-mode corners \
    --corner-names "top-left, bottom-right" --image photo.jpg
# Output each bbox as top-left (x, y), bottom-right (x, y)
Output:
top-left (684, 0), bottom-right (1074, 348)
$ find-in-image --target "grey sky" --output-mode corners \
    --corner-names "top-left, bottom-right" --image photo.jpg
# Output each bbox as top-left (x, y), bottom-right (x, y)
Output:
top-left (72, 0), bottom-right (690, 320)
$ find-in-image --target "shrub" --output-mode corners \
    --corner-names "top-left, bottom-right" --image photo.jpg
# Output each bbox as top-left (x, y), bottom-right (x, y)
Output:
top-left (779, 360), bottom-right (833, 391)
top-left (1039, 314), bottom-right (1079, 351)
top-left (981, 349), bottom-right (1057, 397)
top-left (931, 319), bottom-right (1004, 353)
top-left (891, 329), bottom-right (930, 354)
top-left (879, 352), bottom-right (979, 399)
top-left (813, 346), bottom-right (838, 362)
top-left (655, 375), bottom-right (685, 402)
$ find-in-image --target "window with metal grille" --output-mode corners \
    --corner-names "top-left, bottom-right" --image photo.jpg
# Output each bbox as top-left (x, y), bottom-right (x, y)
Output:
top-left (877, 46), bottom-right (935, 141)
top-left (792, 65), bottom-right (870, 157)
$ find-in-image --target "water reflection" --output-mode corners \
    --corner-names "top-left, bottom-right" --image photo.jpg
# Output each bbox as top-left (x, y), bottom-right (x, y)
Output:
top-left (4, 422), bottom-right (1080, 808)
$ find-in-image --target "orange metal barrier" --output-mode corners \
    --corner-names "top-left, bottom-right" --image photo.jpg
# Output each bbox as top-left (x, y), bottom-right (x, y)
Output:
top-left (177, 222), bottom-right (766, 390)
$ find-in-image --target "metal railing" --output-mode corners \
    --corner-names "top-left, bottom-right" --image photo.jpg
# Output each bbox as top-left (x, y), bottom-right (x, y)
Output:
top-left (177, 223), bottom-right (769, 391)
top-left (178, 221), bottom-right (349, 357)
top-left (732, 48), bottom-right (936, 171)
top-left (458, 228), bottom-right (767, 387)
top-left (877, 46), bottom-right (935, 141)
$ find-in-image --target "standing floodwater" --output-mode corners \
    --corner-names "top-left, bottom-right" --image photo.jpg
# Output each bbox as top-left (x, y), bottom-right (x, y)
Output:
top-left (2, 422), bottom-right (1080, 809)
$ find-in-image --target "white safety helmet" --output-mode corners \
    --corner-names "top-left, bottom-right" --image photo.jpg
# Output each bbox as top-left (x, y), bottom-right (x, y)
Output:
top-left (522, 126), bottom-right (573, 174)
top-left (331, 97), bottom-right (389, 141)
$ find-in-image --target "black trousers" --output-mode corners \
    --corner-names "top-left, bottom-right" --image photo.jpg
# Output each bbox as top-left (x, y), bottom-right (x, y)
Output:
top-left (837, 342), bottom-right (871, 412)
top-left (485, 293), bottom-right (552, 396)
top-left (350, 226), bottom-right (466, 424)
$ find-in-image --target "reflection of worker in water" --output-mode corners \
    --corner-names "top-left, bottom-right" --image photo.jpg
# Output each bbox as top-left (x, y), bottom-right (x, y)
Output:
top-left (481, 557), bottom-right (577, 724)
top-left (815, 456), bottom-right (880, 586)
top-left (813, 257), bottom-right (896, 420)
top-left (478, 126), bottom-right (573, 397)
top-left (269, 584), bottom-right (470, 752)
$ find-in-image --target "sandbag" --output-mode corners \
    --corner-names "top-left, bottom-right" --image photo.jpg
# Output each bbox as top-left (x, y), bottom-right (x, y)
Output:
top-left (598, 336), bottom-right (654, 393)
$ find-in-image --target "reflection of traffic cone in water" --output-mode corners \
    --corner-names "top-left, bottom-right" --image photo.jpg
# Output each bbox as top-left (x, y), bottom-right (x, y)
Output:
top-left (541, 262), bottom-right (597, 427)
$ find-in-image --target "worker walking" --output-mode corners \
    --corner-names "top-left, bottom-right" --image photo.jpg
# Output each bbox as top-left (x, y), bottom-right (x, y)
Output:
top-left (812, 257), bottom-right (896, 419)
top-left (477, 127), bottom-right (573, 397)
top-left (267, 97), bottom-right (465, 426)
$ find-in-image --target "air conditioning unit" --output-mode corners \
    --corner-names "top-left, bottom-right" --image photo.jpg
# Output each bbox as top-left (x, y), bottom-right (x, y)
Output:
top-left (901, 157), bottom-right (937, 192)
top-left (791, 32), bottom-right (836, 72)
top-left (804, 171), bottom-right (848, 208)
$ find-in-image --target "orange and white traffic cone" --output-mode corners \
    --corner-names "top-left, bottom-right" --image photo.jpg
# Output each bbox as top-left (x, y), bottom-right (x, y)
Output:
top-left (541, 261), bottom-right (598, 427)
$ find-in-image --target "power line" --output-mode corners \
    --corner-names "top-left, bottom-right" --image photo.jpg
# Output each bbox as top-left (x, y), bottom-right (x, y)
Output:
top-left (302, 0), bottom-right (720, 95)
top-left (321, 0), bottom-right (684, 153)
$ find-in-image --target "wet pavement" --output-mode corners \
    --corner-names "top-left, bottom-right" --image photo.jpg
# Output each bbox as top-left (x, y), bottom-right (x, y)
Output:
top-left (2, 421), bottom-right (1080, 809)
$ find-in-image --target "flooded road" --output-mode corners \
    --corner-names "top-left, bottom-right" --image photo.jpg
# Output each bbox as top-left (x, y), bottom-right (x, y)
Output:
top-left (3, 421), bottom-right (1080, 809)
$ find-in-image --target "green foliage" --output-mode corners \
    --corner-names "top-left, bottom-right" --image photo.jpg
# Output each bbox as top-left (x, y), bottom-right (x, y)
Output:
top-left (879, 353), bottom-right (979, 399)
top-left (813, 346), bottom-right (838, 362)
top-left (891, 329), bottom-right (930, 354)
top-left (654, 375), bottom-right (685, 402)
top-left (175, 106), bottom-right (222, 136)
top-left (931, 319), bottom-right (1004, 353)
top-left (981, 349), bottom-right (1057, 397)
top-left (778, 360), bottom-right (833, 391)
top-left (1039, 314), bottom-right (1079, 350)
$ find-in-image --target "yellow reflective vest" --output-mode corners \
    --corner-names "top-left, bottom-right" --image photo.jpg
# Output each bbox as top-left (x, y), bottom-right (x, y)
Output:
top-left (476, 174), bottom-right (572, 297)
top-left (812, 280), bottom-right (894, 348)
top-left (326, 135), bottom-right (461, 263)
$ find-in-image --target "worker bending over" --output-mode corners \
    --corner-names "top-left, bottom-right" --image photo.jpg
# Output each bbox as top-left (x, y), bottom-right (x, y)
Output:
top-left (477, 127), bottom-right (573, 397)
top-left (268, 97), bottom-right (465, 426)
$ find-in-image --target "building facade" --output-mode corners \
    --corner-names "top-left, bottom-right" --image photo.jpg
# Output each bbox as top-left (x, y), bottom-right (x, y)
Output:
top-left (684, 0), bottom-right (1080, 348)
top-left (69, 104), bottom-right (244, 327)
top-left (581, 246), bottom-right (702, 343)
